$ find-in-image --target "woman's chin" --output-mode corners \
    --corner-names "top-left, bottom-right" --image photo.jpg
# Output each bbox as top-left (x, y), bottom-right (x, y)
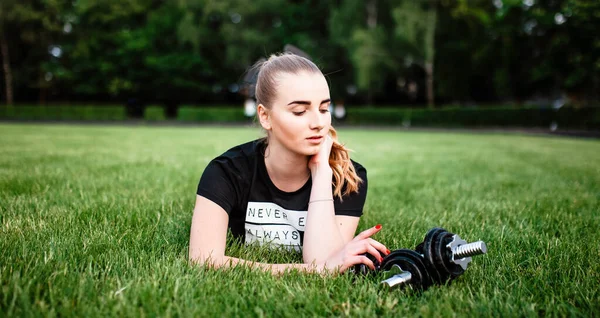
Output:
top-left (300, 145), bottom-right (320, 156)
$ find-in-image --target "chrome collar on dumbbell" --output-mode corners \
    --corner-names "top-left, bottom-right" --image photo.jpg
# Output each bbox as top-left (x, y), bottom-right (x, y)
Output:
top-left (445, 234), bottom-right (487, 270)
top-left (381, 264), bottom-right (413, 289)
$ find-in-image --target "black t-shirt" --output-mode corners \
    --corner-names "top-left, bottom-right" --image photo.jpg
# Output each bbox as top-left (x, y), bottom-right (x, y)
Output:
top-left (196, 139), bottom-right (368, 251)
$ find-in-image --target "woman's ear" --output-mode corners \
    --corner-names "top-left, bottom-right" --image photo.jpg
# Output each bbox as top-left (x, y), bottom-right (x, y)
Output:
top-left (257, 104), bottom-right (272, 130)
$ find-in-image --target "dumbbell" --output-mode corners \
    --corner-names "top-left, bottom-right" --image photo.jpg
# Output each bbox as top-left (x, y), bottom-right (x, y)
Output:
top-left (379, 228), bottom-right (487, 290)
top-left (414, 227), bottom-right (487, 283)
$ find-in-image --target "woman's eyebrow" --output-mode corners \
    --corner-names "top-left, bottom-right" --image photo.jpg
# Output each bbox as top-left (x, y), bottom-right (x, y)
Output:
top-left (287, 100), bottom-right (310, 106)
top-left (287, 98), bottom-right (331, 106)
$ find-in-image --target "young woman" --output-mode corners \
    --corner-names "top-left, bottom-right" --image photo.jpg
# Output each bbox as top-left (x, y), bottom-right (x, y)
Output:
top-left (189, 53), bottom-right (389, 274)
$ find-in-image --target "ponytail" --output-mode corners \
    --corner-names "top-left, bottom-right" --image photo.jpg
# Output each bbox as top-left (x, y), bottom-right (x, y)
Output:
top-left (328, 127), bottom-right (362, 200)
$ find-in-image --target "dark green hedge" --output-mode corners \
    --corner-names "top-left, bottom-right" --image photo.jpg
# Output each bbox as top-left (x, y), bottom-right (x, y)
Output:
top-left (0, 105), bottom-right (126, 121)
top-left (345, 106), bottom-right (600, 129)
top-left (143, 106), bottom-right (166, 121)
top-left (177, 106), bottom-right (251, 123)
top-left (1, 104), bottom-right (598, 130)
top-left (555, 107), bottom-right (600, 129)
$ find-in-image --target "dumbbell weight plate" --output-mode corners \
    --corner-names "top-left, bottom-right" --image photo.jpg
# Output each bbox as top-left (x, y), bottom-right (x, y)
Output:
top-left (420, 228), bottom-right (465, 281)
top-left (380, 249), bottom-right (433, 290)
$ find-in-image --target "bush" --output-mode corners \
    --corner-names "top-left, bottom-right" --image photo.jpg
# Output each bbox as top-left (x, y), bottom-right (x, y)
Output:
top-left (555, 107), bottom-right (600, 129)
top-left (345, 108), bottom-right (409, 125)
top-left (0, 105), bottom-right (126, 121)
top-left (144, 106), bottom-right (166, 121)
top-left (346, 106), bottom-right (600, 129)
top-left (177, 106), bottom-right (251, 123)
top-left (2, 104), bottom-right (598, 130)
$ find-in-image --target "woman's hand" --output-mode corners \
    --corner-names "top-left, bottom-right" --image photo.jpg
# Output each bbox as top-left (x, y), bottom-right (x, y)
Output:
top-left (318, 225), bottom-right (390, 274)
top-left (308, 134), bottom-right (334, 175)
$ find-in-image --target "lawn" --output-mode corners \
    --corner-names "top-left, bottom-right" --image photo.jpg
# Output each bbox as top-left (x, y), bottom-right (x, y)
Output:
top-left (1, 123), bottom-right (599, 317)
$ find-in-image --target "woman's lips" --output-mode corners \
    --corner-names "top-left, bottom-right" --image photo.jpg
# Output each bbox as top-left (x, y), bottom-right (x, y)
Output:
top-left (306, 136), bottom-right (323, 144)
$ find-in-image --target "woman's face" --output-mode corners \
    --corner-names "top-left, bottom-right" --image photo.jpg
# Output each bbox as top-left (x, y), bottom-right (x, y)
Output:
top-left (262, 71), bottom-right (332, 157)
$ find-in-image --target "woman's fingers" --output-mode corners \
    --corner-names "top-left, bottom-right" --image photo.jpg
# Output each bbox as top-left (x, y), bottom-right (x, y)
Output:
top-left (354, 224), bottom-right (383, 241)
top-left (367, 238), bottom-right (390, 256)
top-left (329, 225), bottom-right (390, 273)
top-left (348, 240), bottom-right (381, 258)
top-left (319, 135), bottom-right (333, 164)
top-left (346, 255), bottom-right (375, 271)
top-left (309, 135), bottom-right (334, 167)
top-left (365, 244), bottom-right (384, 262)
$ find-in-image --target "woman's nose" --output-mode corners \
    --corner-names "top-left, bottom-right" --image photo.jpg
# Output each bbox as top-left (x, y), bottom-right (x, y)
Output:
top-left (309, 110), bottom-right (324, 130)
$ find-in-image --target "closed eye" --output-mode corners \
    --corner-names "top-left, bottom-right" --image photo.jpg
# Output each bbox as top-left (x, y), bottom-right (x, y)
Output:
top-left (320, 102), bottom-right (331, 113)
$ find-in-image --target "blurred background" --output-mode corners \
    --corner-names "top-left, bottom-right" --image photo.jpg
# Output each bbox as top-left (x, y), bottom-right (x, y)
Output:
top-left (0, 0), bottom-right (599, 127)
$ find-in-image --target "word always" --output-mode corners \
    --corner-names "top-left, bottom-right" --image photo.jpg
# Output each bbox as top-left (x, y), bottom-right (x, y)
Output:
top-left (245, 202), bottom-right (307, 250)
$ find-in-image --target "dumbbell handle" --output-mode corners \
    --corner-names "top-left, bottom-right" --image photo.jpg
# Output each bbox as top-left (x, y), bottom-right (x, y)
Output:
top-left (381, 272), bottom-right (412, 288)
top-left (380, 264), bottom-right (417, 289)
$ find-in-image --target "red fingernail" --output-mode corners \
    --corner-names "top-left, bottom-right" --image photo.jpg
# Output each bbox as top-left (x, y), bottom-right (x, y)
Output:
top-left (386, 249), bottom-right (391, 255)
top-left (375, 224), bottom-right (382, 230)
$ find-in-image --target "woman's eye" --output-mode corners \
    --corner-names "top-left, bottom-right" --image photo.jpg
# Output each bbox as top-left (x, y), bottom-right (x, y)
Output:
top-left (293, 111), bottom-right (306, 116)
top-left (320, 108), bottom-right (330, 113)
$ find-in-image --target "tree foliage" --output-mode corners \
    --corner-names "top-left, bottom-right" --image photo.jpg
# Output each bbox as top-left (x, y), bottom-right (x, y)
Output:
top-left (0, 0), bottom-right (598, 107)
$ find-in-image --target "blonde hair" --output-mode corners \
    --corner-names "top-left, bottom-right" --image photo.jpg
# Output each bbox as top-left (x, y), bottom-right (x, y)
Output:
top-left (254, 53), bottom-right (362, 199)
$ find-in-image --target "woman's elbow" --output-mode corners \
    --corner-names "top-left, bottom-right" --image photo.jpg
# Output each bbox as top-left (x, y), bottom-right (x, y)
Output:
top-left (188, 248), bottom-right (224, 267)
top-left (302, 250), bottom-right (327, 265)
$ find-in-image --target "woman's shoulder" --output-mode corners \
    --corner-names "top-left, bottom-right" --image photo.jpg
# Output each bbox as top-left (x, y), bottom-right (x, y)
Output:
top-left (214, 139), bottom-right (265, 161)
top-left (207, 139), bottom-right (264, 175)
top-left (198, 140), bottom-right (265, 213)
top-left (350, 159), bottom-right (367, 176)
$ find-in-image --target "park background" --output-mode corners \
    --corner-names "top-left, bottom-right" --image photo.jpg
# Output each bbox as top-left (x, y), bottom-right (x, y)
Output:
top-left (1, 0), bottom-right (600, 317)
top-left (0, 0), bottom-right (599, 128)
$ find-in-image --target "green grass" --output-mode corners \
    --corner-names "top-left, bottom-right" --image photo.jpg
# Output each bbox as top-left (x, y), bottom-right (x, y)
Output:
top-left (1, 123), bottom-right (599, 317)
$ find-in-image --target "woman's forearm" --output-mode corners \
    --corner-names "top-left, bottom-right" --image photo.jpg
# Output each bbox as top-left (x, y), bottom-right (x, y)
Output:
top-left (191, 255), bottom-right (329, 275)
top-left (302, 167), bottom-right (344, 264)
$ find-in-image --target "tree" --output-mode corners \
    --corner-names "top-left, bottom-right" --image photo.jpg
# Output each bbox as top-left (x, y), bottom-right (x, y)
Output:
top-left (56, 0), bottom-right (151, 101)
top-left (1, 0), bottom-right (597, 107)
top-left (0, 0), bottom-right (16, 105)
top-left (392, 0), bottom-right (437, 108)
top-left (329, 0), bottom-right (397, 105)
top-left (0, 0), bottom-right (74, 104)
top-left (548, 0), bottom-right (600, 104)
